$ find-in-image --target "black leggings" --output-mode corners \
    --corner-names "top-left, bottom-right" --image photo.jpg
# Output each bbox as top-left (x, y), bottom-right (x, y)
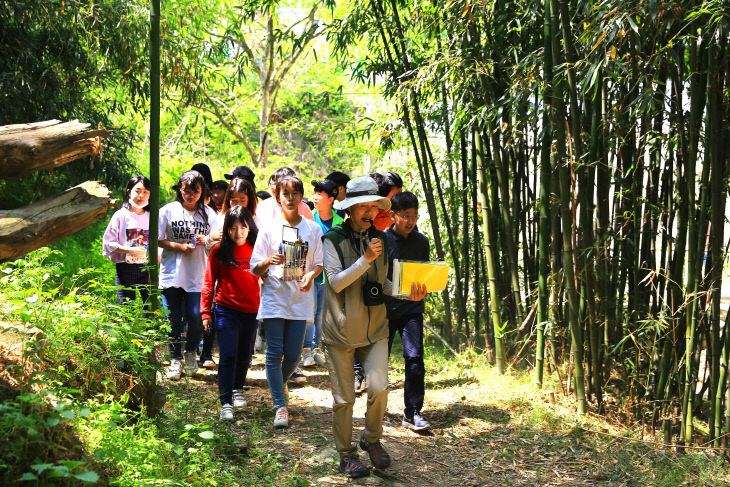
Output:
top-left (115, 263), bottom-right (150, 305)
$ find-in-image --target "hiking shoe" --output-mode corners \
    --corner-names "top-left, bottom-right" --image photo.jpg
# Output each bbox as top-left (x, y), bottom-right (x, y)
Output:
top-left (232, 389), bottom-right (246, 408)
top-left (338, 455), bottom-right (370, 478)
top-left (313, 348), bottom-right (326, 365)
top-left (201, 358), bottom-right (217, 369)
top-left (289, 367), bottom-right (307, 384)
top-left (184, 351), bottom-right (198, 373)
top-left (301, 348), bottom-right (315, 367)
top-left (219, 404), bottom-right (234, 421)
top-left (273, 407), bottom-right (288, 428)
top-left (402, 412), bottom-right (431, 431)
top-left (166, 359), bottom-right (183, 380)
top-left (359, 438), bottom-right (391, 469)
top-left (354, 372), bottom-right (365, 393)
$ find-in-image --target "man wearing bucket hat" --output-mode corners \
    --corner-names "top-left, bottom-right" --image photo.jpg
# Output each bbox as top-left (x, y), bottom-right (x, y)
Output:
top-left (321, 176), bottom-right (427, 478)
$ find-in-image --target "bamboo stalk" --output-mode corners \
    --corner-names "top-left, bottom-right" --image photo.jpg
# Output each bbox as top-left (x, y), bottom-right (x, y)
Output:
top-left (535, 0), bottom-right (554, 389)
top-left (476, 128), bottom-right (505, 373)
top-left (148, 0), bottom-right (161, 313)
top-left (549, 0), bottom-right (585, 414)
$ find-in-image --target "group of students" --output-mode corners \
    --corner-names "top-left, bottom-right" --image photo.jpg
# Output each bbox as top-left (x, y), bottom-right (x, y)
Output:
top-left (102, 164), bottom-right (432, 478)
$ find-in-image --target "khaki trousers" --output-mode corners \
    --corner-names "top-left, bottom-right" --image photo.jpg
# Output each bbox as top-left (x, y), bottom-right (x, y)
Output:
top-left (324, 339), bottom-right (389, 457)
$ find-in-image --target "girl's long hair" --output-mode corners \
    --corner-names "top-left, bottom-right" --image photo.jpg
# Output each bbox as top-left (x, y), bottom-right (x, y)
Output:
top-left (217, 205), bottom-right (258, 267)
top-left (123, 175), bottom-right (151, 212)
top-left (173, 170), bottom-right (209, 225)
top-left (222, 177), bottom-right (257, 216)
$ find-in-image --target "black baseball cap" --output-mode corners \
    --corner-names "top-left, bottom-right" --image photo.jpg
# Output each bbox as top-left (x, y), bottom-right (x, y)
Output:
top-left (311, 179), bottom-right (339, 198)
top-left (225, 165), bottom-right (255, 183)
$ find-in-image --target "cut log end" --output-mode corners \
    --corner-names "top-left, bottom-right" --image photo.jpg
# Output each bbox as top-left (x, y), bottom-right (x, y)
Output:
top-left (0, 181), bottom-right (113, 263)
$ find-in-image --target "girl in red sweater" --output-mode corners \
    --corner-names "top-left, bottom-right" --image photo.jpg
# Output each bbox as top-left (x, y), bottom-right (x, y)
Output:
top-left (201, 206), bottom-right (261, 421)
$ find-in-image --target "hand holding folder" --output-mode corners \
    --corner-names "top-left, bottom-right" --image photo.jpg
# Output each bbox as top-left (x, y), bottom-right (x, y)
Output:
top-left (391, 259), bottom-right (450, 297)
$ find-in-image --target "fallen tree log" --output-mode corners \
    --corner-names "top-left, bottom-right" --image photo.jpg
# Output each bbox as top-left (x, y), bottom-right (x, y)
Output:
top-left (0, 120), bottom-right (112, 179)
top-left (0, 181), bottom-right (114, 263)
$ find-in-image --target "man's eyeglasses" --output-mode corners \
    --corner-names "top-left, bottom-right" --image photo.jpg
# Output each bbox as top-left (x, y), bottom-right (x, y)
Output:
top-left (395, 213), bottom-right (419, 222)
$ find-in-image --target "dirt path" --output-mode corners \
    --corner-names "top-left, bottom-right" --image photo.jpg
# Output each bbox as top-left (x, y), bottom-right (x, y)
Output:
top-left (182, 352), bottom-right (625, 486)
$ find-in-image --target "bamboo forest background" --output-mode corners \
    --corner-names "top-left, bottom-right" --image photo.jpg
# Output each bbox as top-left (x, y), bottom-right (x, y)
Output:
top-left (4, 0), bottom-right (730, 450)
top-left (327, 0), bottom-right (730, 449)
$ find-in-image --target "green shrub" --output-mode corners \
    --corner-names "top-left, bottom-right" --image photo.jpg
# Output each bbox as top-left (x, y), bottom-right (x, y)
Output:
top-left (0, 393), bottom-right (98, 485)
top-left (2, 247), bottom-right (165, 410)
top-left (76, 399), bottom-right (264, 486)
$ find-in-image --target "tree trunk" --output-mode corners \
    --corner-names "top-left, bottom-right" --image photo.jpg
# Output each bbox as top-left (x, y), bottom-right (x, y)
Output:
top-left (0, 120), bottom-right (111, 179)
top-left (0, 181), bottom-right (113, 263)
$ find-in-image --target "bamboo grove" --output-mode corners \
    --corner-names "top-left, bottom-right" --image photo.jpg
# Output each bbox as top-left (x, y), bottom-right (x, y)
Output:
top-left (328, 0), bottom-right (730, 446)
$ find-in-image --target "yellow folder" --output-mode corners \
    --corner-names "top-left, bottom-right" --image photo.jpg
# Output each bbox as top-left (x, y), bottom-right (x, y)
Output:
top-left (392, 259), bottom-right (450, 296)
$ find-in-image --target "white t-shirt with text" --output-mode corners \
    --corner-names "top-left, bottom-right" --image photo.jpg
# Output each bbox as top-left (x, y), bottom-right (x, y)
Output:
top-left (158, 201), bottom-right (216, 292)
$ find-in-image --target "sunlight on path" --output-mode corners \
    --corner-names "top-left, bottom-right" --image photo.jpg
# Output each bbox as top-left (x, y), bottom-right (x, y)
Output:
top-left (186, 351), bottom-right (630, 486)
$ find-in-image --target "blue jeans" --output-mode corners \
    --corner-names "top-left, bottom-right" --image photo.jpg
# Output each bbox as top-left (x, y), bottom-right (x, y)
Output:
top-left (161, 287), bottom-right (202, 360)
top-left (388, 313), bottom-right (425, 417)
top-left (303, 282), bottom-right (325, 349)
top-left (214, 304), bottom-right (258, 405)
top-left (264, 318), bottom-right (306, 408)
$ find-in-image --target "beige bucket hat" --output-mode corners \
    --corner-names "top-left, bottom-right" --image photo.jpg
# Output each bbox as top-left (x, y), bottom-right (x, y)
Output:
top-left (333, 176), bottom-right (391, 211)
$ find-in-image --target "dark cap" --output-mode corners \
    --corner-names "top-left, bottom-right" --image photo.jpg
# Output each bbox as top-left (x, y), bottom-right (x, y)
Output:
top-left (325, 171), bottom-right (350, 187)
top-left (225, 165), bottom-right (255, 183)
top-left (311, 179), bottom-right (339, 198)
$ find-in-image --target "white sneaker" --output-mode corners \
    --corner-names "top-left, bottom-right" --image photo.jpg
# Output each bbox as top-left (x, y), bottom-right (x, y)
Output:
top-left (232, 389), bottom-right (246, 408)
top-left (184, 351), bottom-right (198, 373)
top-left (166, 359), bottom-right (183, 380)
top-left (313, 349), bottom-right (326, 365)
top-left (301, 348), bottom-right (315, 367)
top-left (273, 407), bottom-right (288, 428)
top-left (219, 404), bottom-right (234, 421)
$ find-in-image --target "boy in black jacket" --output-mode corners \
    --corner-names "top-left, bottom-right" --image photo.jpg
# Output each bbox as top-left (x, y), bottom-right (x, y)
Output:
top-left (384, 191), bottom-right (431, 431)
